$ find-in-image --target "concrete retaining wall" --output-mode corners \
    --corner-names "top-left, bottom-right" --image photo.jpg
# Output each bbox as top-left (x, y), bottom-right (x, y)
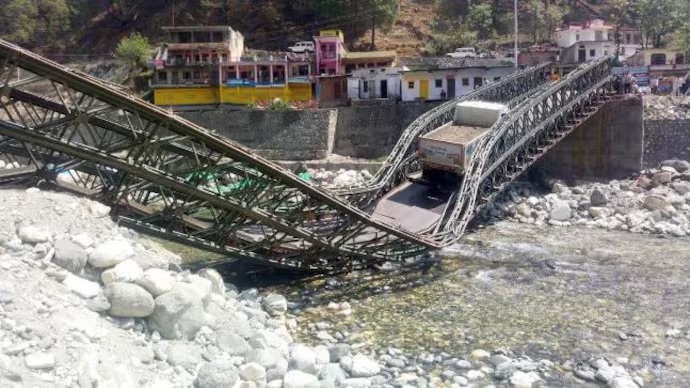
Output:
top-left (643, 119), bottom-right (690, 168)
top-left (535, 95), bottom-right (644, 180)
top-left (179, 101), bottom-right (442, 161)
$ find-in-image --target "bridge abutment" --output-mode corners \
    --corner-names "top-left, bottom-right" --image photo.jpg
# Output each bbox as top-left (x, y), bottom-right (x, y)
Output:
top-left (534, 95), bottom-right (644, 180)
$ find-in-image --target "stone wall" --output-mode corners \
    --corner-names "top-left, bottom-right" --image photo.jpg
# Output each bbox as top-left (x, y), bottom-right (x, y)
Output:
top-left (178, 101), bottom-right (442, 161)
top-left (179, 108), bottom-right (337, 160)
top-left (643, 119), bottom-right (690, 168)
top-left (333, 101), bottom-right (443, 159)
top-left (535, 95), bottom-right (644, 180)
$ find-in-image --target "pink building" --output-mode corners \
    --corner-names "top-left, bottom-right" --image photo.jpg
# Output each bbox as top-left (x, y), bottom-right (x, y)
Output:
top-left (314, 30), bottom-right (347, 75)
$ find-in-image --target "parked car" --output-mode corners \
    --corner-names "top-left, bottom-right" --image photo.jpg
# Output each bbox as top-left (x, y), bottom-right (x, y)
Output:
top-left (446, 47), bottom-right (477, 58)
top-left (288, 41), bottom-right (315, 53)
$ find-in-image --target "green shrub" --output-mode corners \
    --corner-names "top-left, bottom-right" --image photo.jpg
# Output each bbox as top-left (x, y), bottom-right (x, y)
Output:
top-left (115, 33), bottom-right (152, 69)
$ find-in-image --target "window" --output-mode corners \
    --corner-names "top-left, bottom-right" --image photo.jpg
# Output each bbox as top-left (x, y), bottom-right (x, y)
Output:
top-left (435, 79), bottom-right (442, 88)
top-left (575, 33), bottom-right (580, 41)
top-left (183, 71), bottom-right (191, 80)
top-left (589, 49), bottom-right (596, 57)
top-left (462, 78), bottom-right (469, 86)
top-left (474, 77), bottom-right (483, 89)
top-left (625, 33), bottom-right (631, 43)
top-left (651, 53), bottom-right (667, 65)
top-left (211, 31), bottom-right (223, 42)
top-left (408, 81), bottom-right (414, 89)
top-left (157, 71), bottom-right (167, 81)
top-left (363, 80), bottom-right (369, 93)
top-left (676, 54), bottom-right (685, 65)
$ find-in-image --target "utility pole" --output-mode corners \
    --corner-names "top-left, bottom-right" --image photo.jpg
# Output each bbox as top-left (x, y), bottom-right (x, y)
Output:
top-left (514, 0), bottom-right (518, 69)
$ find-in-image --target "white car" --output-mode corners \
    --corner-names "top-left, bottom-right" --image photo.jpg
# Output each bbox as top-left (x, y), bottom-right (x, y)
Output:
top-left (446, 47), bottom-right (477, 58)
top-left (288, 41), bottom-right (315, 53)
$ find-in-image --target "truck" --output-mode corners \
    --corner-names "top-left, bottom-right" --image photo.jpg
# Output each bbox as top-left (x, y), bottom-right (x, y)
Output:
top-left (416, 100), bottom-right (509, 190)
top-left (288, 41), bottom-right (315, 53)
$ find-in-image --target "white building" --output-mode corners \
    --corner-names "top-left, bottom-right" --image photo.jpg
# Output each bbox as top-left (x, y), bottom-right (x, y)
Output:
top-left (399, 58), bottom-right (515, 102)
top-left (347, 67), bottom-right (402, 100)
top-left (553, 19), bottom-right (612, 48)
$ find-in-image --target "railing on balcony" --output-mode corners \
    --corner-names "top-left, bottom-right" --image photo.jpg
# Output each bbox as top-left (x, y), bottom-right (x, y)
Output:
top-left (164, 59), bottom-right (220, 67)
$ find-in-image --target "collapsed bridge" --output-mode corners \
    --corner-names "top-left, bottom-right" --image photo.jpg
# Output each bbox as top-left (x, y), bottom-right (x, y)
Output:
top-left (0, 40), bottom-right (614, 272)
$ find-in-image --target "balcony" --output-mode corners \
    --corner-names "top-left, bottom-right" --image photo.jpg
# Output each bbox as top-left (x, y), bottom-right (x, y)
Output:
top-left (165, 59), bottom-right (220, 67)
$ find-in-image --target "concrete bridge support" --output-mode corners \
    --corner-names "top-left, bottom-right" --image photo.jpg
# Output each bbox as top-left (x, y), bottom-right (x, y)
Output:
top-left (534, 95), bottom-right (644, 180)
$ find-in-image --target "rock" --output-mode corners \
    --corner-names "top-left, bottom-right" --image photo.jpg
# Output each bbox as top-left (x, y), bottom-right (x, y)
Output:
top-left (490, 355), bottom-right (512, 367)
top-left (319, 363), bottom-right (347, 385)
top-left (88, 240), bottom-right (134, 268)
top-left (135, 268), bottom-right (175, 296)
top-left (643, 195), bottom-right (669, 211)
top-left (216, 330), bottom-right (251, 356)
top-left (263, 294), bottom-right (288, 316)
top-left (62, 273), bottom-right (101, 299)
top-left (185, 274), bottom-right (213, 305)
top-left (661, 159), bottom-right (690, 173)
top-left (590, 188), bottom-right (609, 206)
top-left (671, 181), bottom-right (690, 195)
top-left (246, 349), bottom-right (288, 381)
top-left (509, 371), bottom-right (540, 387)
top-left (589, 206), bottom-right (609, 218)
top-left (342, 378), bottom-right (372, 387)
top-left (196, 268), bottom-right (225, 295)
top-left (465, 370), bottom-right (484, 380)
top-left (575, 369), bottom-right (596, 381)
top-left (86, 294), bottom-right (111, 312)
top-left (455, 359), bottom-right (473, 369)
top-left (516, 203), bottom-right (531, 217)
top-left (167, 343), bottom-right (202, 370)
top-left (53, 239), bottom-right (88, 274)
top-left (148, 283), bottom-right (206, 339)
top-left (104, 282), bottom-right (154, 318)
top-left (470, 349), bottom-right (490, 361)
top-left (611, 376), bottom-right (639, 388)
top-left (267, 380), bottom-right (282, 388)
top-left (17, 225), bottom-right (50, 244)
top-left (595, 365), bottom-right (616, 384)
top-left (549, 201), bottom-right (572, 221)
top-left (328, 344), bottom-right (351, 362)
top-left (651, 171), bottom-right (673, 185)
top-left (637, 176), bottom-right (654, 190)
top-left (289, 344), bottom-right (316, 373)
top-left (313, 345), bottom-right (330, 365)
top-left (195, 359), bottom-right (239, 388)
top-left (494, 361), bottom-right (516, 380)
top-left (88, 201), bottom-right (111, 217)
top-left (283, 370), bottom-right (319, 388)
top-left (71, 233), bottom-right (94, 249)
top-left (350, 354), bottom-right (380, 377)
top-left (239, 362), bottom-right (267, 383)
top-left (101, 259), bottom-right (143, 285)
top-left (24, 352), bottom-right (55, 370)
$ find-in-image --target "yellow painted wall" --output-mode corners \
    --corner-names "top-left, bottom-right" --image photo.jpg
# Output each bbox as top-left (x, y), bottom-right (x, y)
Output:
top-left (154, 87), bottom-right (218, 106)
top-left (154, 84), bottom-right (312, 106)
top-left (419, 79), bottom-right (429, 99)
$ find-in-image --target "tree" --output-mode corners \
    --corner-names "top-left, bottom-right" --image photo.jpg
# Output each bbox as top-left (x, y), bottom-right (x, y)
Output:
top-left (115, 33), bottom-right (152, 69)
top-left (467, 3), bottom-right (494, 39)
top-left (0, 0), bottom-right (38, 45)
top-left (634, 0), bottom-right (680, 48)
top-left (365, 0), bottom-right (399, 48)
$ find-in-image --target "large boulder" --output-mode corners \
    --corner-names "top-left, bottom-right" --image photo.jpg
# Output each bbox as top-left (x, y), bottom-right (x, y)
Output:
top-left (590, 188), bottom-right (609, 206)
top-left (194, 360), bottom-right (239, 388)
top-left (283, 370), bottom-right (319, 388)
top-left (651, 171), bottom-right (673, 186)
top-left (289, 344), bottom-right (316, 373)
top-left (643, 195), bottom-right (669, 211)
top-left (135, 268), bottom-right (175, 296)
top-left (17, 225), bottom-right (50, 244)
top-left (350, 354), bottom-right (381, 377)
top-left (53, 239), bottom-right (88, 274)
top-left (239, 362), bottom-right (267, 385)
top-left (661, 159), bottom-right (690, 173)
top-left (549, 201), bottom-right (572, 221)
top-left (215, 330), bottom-right (251, 356)
top-left (62, 273), bottom-right (100, 299)
top-left (167, 343), bottom-right (202, 370)
top-left (246, 349), bottom-right (289, 381)
top-left (148, 283), bottom-right (206, 339)
top-left (671, 181), bottom-right (690, 195)
top-left (263, 294), bottom-right (288, 316)
top-left (101, 259), bottom-right (143, 285)
top-left (319, 363), bottom-right (347, 386)
top-left (88, 240), bottom-right (134, 268)
top-left (196, 268), bottom-right (225, 295)
top-left (104, 282), bottom-right (155, 318)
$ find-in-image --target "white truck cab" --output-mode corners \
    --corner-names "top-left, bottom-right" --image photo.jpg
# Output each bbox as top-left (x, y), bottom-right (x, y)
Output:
top-left (288, 41), bottom-right (315, 53)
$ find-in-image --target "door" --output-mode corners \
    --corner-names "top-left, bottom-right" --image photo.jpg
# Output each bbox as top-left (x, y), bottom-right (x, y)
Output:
top-left (447, 78), bottom-right (456, 98)
top-left (578, 48), bottom-right (586, 62)
top-left (473, 77), bottom-right (483, 89)
top-left (420, 79), bottom-right (429, 100)
top-left (380, 79), bottom-right (388, 98)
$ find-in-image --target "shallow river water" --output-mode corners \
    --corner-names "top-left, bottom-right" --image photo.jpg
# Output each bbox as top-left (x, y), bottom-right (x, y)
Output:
top-left (167, 221), bottom-right (690, 385)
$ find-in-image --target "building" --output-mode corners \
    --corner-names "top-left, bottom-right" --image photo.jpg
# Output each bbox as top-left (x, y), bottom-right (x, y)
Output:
top-left (151, 26), bottom-right (312, 107)
top-left (343, 51), bottom-right (397, 73)
top-left (553, 19), bottom-right (641, 63)
top-left (625, 48), bottom-right (690, 77)
top-left (314, 29), bottom-right (348, 75)
top-left (347, 67), bottom-right (402, 101)
top-left (518, 45), bottom-right (560, 66)
top-left (398, 58), bottom-right (515, 102)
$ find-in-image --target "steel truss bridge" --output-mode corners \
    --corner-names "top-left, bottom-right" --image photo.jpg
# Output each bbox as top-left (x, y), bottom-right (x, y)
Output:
top-left (0, 40), bottom-right (614, 272)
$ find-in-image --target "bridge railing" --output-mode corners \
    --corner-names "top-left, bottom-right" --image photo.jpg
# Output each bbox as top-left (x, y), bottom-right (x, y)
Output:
top-left (432, 56), bottom-right (614, 243)
top-left (333, 63), bottom-right (552, 208)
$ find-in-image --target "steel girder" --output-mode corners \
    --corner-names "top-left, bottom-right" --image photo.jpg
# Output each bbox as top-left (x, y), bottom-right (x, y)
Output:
top-left (433, 56), bottom-right (614, 243)
top-left (0, 40), bottom-right (438, 272)
top-left (333, 63), bottom-right (552, 209)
